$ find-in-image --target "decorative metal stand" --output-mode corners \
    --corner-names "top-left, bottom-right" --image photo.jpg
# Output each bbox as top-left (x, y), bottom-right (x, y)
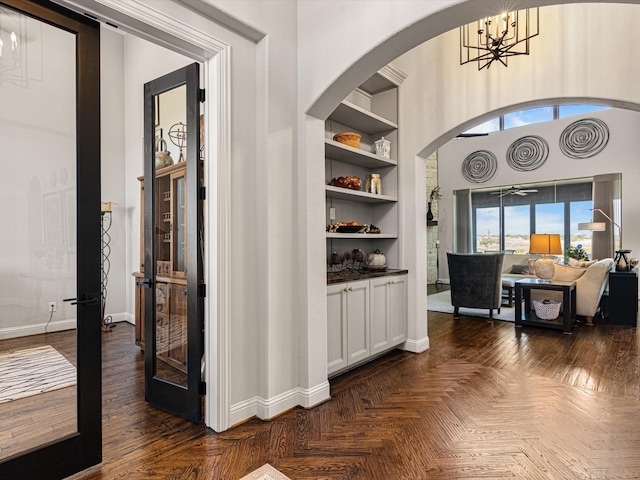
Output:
top-left (101, 210), bottom-right (115, 331)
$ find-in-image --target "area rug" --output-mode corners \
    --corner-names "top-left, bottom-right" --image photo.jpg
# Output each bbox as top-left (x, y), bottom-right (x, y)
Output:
top-left (0, 345), bottom-right (76, 404)
top-left (240, 464), bottom-right (291, 480)
top-left (427, 290), bottom-right (515, 323)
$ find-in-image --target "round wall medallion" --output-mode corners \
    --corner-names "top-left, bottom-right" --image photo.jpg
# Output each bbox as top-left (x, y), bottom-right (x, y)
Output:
top-left (559, 118), bottom-right (609, 159)
top-left (462, 150), bottom-right (497, 183)
top-left (506, 135), bottom-right (549, 171)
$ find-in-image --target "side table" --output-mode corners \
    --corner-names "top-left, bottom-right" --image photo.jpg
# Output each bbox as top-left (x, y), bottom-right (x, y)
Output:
top-left (607, 268), bottom-right (638, 326)
top-left (515, 278), bottom-right (577, 334)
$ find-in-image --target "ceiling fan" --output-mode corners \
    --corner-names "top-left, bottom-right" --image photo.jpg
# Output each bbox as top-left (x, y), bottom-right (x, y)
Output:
top-left (491, 186), bottom-right (539, 198)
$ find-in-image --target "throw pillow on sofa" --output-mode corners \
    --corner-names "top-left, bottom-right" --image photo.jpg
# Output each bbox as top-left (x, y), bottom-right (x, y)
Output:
top-left (510, 265), bottom-right (530, 274)
top-left (568, 257), bottom-right (597, 268)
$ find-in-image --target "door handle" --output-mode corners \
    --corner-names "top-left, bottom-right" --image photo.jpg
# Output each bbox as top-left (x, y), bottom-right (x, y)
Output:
top-left (141, 278), bottom-right (154, 289)
top-left (63, 293), bottom-right (100, 306)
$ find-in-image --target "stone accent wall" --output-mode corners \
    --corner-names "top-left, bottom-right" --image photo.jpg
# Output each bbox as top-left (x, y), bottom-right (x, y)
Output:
top-left (426, 152), bottom-right (439, 284)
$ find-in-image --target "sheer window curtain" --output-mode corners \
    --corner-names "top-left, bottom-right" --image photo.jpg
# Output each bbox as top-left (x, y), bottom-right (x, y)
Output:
top-left (592, 173), bottom-right (622, 260)
top-left (453, 189), bottom-right (472, 253)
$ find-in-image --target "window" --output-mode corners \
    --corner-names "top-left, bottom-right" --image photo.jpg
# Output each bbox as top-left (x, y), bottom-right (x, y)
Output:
top-left (559, 105), bottom-right (608, 118)
top-left (504, 106), bottom-right (553, 129)
top-left (461, 104), bottom-right (609, 135)
top-left (470, 180), bottom-right (594, 257)
top-left (475, 207), bottom-right (499, 252)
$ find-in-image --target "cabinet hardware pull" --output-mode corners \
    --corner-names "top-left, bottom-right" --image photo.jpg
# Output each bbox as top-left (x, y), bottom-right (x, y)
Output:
top-left (343, 287), bottom-right (348, 292)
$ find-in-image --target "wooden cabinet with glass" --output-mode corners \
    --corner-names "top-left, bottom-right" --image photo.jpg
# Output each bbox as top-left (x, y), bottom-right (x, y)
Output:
top-left (132, 161), bottom-right (188, 372)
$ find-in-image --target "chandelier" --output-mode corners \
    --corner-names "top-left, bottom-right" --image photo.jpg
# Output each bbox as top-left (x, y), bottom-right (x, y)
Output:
top-left (460, 8), bottom-right (539, 70)
top-left (0, 4), bottom-right (26, 88)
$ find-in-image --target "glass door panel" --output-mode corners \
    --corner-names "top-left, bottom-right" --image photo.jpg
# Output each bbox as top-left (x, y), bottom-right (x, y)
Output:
top-left (144, 63), bottom-right (202, 422)
top-left (0, 0), bottom-right (101, 477)
top-left (0, 3), bottom-right (77, 460)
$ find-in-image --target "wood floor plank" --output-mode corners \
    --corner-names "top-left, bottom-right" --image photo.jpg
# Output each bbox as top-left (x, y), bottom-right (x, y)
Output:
top-left (3, 307), bottom-right (640, 478)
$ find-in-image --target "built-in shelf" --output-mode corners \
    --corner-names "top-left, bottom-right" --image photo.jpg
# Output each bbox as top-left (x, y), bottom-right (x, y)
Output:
top-left (326, 233), bottom-right (397, 239)
top-left (325, 185), bottom-right (397, 203)
top-left (330, 101), bottom-right (398, 135)
top-left (325, 139), bottom-right (397, 168)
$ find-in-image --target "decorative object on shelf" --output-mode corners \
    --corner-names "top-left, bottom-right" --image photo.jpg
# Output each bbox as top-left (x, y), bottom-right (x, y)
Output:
top-left (333, 131), bottom-right (361, 148)
top-left (614, 249), bottom-right (632, 272)
top-left (374, 137), bottom-right (391, 158)
top-left (328, 252), bottom-right (343, 272)
top-left (155, 137), bottom-right (174, 169)
top-left (507, 135), bottom-right (549, 171)
top-left (365, 249), bottom-right (387, 271)
top-left (529, 233), bottom-right (562, 282)
top-left (168, 121), bottom-right (187, 162)
top-left (101, 201), bottom-right (116, 331)
top-left (428, 185), bottom-right (441, 223)
top-left (462, 150), bottom-right (497, 183)
top-left (631, 258), bottom-right (639, 269)
top-left (427, 202), bottom-right (434, 222)
top-left (330, 176), bottom-right (362, 190)
top-left (460, 8), bottom-right (539, 70)
top-left (533, 299), bottom-right (561, 320)
top-left (559, 118), bottom-right (609, 159)
top-left (336, 224), bottom-right (366, 233)
top-left (365, 174), bottom-right (381, 194)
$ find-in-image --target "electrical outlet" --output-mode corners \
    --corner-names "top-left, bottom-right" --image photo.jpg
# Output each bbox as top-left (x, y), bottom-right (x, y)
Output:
top-left (329, 208), bottom-right (336, 221)
top-left (48, 302), bottom-right (57, 312)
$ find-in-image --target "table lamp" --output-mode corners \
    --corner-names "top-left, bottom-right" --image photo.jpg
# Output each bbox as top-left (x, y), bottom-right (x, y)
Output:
top-left (529, 233), bottom-right (562, 282)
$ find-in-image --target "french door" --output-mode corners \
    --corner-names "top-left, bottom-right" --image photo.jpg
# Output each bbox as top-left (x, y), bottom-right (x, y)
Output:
top-left (143, 63), bottom-right (204, 422)
top-left (0, 0), bottom-right (101, 478)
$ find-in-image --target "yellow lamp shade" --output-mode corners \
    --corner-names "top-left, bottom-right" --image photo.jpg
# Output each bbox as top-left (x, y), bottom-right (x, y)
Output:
top-left (529, 233), bottom-right (562, 255)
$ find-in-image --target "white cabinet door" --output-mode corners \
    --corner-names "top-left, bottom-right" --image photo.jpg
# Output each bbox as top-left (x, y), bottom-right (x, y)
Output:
top-left (370, 277), bottom-right (390, 355)
top-left (346, 280), bottom-right (370, 366)
top-left (388, 275), bottom-right (408, 345)
top-left (327, 283), bottom-right (348, 375)
top-left (370, 275), bottom-right (408, 355)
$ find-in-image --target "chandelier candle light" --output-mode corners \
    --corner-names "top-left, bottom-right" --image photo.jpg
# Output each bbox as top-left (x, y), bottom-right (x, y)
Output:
top-left (529, 233), bottom-right (562, 282)
top-left (460, 8), bottom-right (539, 70)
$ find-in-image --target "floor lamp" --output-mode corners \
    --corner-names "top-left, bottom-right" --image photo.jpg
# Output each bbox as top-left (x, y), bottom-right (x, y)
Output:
top-left (578, 208), bottom-right (631, 271)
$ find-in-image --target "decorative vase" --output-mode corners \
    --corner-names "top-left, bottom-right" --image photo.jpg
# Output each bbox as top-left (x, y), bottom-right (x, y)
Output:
top-left (374, 137), bottom-right (391, 158)
top-left (365, 249), bottom-right (387, 270)
top-left (427, 202), bottom-right (434, 222)
top-left (365, 174), bottom-right (381, 194)
top-left (615, 249), bottom-right (632, 272)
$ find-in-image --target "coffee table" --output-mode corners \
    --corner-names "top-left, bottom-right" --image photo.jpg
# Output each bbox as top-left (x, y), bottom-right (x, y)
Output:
top-left (514, 278), bottom-right (577, 334)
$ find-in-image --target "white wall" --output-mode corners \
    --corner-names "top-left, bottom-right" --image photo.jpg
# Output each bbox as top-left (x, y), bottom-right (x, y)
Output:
top-left (436, 108), bottom-right (640, 281)
top-left (100, 27), bottom-right (127, 321)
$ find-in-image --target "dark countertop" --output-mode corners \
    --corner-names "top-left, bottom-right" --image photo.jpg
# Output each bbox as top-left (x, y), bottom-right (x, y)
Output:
top-left (327, 268), bottom-right (409, 285)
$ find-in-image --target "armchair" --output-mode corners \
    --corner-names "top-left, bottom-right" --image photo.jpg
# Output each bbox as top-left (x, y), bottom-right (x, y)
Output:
top-left (446, 252), bottom-right (505, 321)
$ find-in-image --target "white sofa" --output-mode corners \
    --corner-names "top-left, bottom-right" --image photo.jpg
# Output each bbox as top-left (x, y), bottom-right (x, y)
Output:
top-left (500, 253), bottom-right (614, 322)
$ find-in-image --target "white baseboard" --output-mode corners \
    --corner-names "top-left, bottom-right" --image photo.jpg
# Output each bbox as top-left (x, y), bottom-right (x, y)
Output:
top-left (0, 319), bottom-right (77, 340)
top-left (0, 312), bottom-right (131, 340)
top-left (230, 381), bottom-right (332, 425)
top-left (403, 336), bottom-right (429, 353)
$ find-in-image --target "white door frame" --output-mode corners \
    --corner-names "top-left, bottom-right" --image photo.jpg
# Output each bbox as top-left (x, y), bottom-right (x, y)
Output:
top-left (56, 0), bottom-right (234, 432)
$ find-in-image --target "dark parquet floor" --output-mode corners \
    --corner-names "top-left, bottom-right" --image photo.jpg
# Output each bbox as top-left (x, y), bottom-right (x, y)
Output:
top-left (5, 293), bottom-right (640, 479)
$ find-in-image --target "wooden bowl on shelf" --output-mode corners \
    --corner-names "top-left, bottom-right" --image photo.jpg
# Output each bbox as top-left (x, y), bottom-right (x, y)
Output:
top-left (333, 132), bottom-right (361, 148)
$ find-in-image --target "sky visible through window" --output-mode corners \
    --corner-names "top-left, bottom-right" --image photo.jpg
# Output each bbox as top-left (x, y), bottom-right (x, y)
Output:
top-left (463, 104), bottom-right (609, 135)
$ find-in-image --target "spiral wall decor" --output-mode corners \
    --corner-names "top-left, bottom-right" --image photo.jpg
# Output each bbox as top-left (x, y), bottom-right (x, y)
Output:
top-left (462, 150), bottom-right (497, 183)
top-left (506, 135), bottom-right (549, 171)
top-left (559, 118), bottom-right (609, 159)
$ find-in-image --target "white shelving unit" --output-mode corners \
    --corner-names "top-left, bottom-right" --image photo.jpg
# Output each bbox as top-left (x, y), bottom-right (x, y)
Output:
top-left (325, 65), bottom-right (406, 267)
